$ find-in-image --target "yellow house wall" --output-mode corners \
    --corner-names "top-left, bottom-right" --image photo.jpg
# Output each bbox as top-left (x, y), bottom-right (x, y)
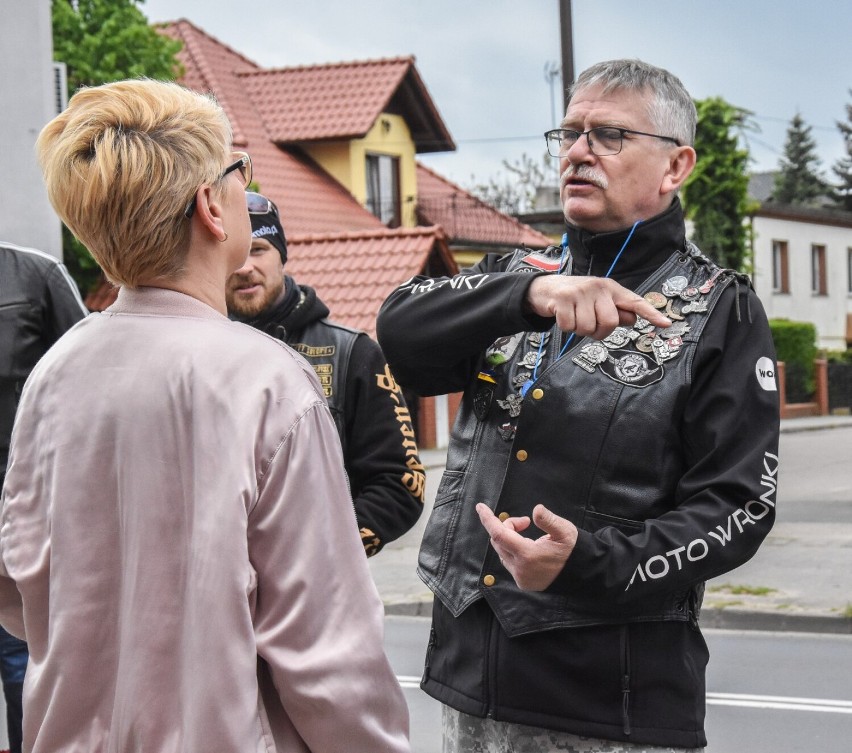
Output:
top-left (303, 141), bottom-right (353, 190)
top-left (302, 113), bottom-right (418, 227)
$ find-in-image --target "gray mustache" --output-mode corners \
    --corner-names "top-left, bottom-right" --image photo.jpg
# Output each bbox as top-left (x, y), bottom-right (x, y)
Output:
top-left (561, 165), bottom-right (609, 190)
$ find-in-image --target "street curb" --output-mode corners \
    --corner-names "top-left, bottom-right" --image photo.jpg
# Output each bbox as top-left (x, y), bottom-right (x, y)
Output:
top-left (383, 598), bottom-right (852, 634)
top-left (779, 419), bottom-right (852, 434)
top-left (699, 607), bottom-right (852, 634)
top-left (384, 600), bottom-right (434, 618)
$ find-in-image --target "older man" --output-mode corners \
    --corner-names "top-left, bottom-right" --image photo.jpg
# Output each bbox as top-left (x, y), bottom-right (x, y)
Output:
top-left (377, 59), bottom-right (779, 751)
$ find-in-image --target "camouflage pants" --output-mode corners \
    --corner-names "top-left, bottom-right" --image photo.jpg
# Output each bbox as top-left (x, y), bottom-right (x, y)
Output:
top-left (442, 706), bottom-right (705, 753)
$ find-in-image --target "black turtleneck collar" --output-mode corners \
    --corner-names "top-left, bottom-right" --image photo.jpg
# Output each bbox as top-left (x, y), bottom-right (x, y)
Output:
top-left (231, 276), bottom-right (330, 340)
top-left (565, 198), bottom-right (687, 291)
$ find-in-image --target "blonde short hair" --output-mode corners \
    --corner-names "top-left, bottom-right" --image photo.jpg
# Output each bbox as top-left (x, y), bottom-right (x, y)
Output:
top-left (37, 78), bottom-right (233, 287)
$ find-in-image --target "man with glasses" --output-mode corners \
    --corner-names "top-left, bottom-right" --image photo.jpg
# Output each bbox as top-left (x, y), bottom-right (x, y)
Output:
top-left (226, 192), bottom-right (425, 556)
top-left (377, 59), bottom-right (779, 752)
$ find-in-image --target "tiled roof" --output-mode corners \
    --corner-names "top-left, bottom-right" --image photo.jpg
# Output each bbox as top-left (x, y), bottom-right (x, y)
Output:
top-left (748, 171), bottom-right (777, 203)
top-left (158, 19), bottom-right (259, 149)
top-left (163, 20), bottom-right (383, 235)
top-left (84, 227), bottom-right (457, 338)
top-left (80, 21), bottom-right (544, 331)
top-left (164, 20), bottom-right (539, 251)
top-left (239, 58), bottom-right (452, 151)
top-left (415, 163), bottom-right (552, 249)
top-left (240, 60), bottom-right (410, 143)
top-left (287, 227), bottom-right (456, 337)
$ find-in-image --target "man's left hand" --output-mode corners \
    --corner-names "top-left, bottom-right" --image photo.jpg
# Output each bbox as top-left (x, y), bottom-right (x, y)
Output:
top-left (476, 503), bottom-right (578, 591)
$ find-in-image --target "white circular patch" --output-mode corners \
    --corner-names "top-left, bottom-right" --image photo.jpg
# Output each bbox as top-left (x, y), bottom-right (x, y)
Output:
top-left (755, 357), bottom-right (777, 391)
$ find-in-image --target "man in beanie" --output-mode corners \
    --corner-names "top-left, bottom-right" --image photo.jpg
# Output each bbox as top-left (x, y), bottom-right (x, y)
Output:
top-left (226, 192), bottom-right (424, 556)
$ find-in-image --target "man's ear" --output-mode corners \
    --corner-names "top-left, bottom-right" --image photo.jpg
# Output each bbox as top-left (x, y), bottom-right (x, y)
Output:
top-left (193, 185), bottom-right (228, 242)
top-left (661, 145), bottom-right (697, 195)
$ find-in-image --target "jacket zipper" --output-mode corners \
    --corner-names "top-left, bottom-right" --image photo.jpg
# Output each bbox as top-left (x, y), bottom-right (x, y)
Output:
top-left (424, 627), bottom-right (436, 677)
top-left (485, 608), bottom-right (497, 718)
top-left (620, 624), bottom-right (632, 736)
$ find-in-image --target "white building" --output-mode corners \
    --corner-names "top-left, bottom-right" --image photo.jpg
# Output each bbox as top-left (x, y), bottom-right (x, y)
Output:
top-left (0, 0), bottom-right (63, 257)
top-left (749, 173), bottom-right (852, 351)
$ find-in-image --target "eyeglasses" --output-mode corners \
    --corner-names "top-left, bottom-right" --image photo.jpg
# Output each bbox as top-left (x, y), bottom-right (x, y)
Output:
top-left (246, 191), bottom-right (276, 215)
top-left (544, 127), bottom-right (681, 158)
top-left (184, 151), bottom-right (253, 218)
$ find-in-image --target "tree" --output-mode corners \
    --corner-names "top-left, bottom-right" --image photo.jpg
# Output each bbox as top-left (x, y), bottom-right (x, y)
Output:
top-left (51, 0), bottom-right (183, 294)
top-left (468, 152), bottom-right (558, 215)
top-left (831, 90), bottom-right (852, 212)
top-left (682, 97), bottom-right (757, 272)
top-left (53, 0), bottom-right (183, 98)
top-left (771, 112), bottom-right (828, 206)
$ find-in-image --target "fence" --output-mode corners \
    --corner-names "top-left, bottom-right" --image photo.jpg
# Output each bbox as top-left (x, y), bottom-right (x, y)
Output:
top-left (777, 359), bottom-right (852, 419)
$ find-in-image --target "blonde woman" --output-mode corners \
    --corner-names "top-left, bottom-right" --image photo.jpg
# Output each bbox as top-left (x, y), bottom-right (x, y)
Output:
top-left (0, 79), bottom-right (410, 753)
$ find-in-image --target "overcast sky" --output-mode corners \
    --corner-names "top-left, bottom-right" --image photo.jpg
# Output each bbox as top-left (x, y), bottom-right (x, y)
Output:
top-left (141, 0), bottom-right (850, 190)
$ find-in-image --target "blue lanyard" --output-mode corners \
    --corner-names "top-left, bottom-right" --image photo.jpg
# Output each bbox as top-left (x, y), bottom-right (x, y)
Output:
top-left (520, 220), bottom-right (642, 398)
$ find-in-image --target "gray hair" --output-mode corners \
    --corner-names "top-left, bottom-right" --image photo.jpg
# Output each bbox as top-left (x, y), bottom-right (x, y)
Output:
top-left (569, 59), bottom-right (696, 147)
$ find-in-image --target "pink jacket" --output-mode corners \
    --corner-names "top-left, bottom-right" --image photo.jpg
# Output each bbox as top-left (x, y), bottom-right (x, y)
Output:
top-left (0, 287), bottom-right (410, 753)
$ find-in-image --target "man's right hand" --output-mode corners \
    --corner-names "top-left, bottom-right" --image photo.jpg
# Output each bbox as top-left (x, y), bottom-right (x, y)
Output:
top-left (526, 275), bottom-right (670, 341)
top-left (476, 503), bottom-right (579, 592)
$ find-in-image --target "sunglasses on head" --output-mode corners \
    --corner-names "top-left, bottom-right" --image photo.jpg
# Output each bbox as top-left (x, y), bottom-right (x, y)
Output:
top-left (246, 191), bottom-right (277, 215)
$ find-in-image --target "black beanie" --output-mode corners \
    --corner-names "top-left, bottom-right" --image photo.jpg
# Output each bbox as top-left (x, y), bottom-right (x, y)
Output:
top-left (249, 195), bottom-right (287, 265)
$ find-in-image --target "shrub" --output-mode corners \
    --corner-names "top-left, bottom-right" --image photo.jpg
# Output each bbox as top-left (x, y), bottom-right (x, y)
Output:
top-left (825, 348), bottom-right (852, 364)
top-left (769, 319), bottom-right (817, 397)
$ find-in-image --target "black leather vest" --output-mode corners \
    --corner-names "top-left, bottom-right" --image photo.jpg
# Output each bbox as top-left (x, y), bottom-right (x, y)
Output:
top-left (418, 244), bottom-right (733, 637)
top-left (288, 319), bottom-right (358, 449)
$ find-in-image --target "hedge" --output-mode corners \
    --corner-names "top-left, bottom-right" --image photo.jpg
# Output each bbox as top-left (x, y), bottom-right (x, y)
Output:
top-left (768, 319), bottom-right (817, 399)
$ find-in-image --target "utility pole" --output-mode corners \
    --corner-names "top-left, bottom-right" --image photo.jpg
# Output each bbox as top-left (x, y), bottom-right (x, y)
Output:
top-left (559, 0), bottom-right (575, 119)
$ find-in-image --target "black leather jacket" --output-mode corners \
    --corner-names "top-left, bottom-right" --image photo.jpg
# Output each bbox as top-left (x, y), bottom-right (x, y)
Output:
top-left (0, 243), bottom-right (88, 469)
top-left (377, 201), bottom-right (780, 747)
top-left (235, 279), bottom-right (424, 555)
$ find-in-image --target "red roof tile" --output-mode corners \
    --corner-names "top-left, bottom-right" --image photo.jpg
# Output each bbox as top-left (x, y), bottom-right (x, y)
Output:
top-left (84, 227), bottom-right (457, 339)
top-left (239, 58), bottom-right (453, 151)
top-left (287, 227), bottom-right (456, 337)
top-left (416, 162), bottom-right (553, 249)
top-left (164, 20), bottom-right (383, 234)
top-left (81, 21), bottom-right (548, 331)
top-left (163, 20), bottom-right (535, 251)
top-left (241, 59), bottom-right (407, 142)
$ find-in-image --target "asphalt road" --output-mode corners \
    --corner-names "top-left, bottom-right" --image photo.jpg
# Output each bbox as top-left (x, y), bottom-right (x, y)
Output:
top-left (386, 615), bottom-right (852, 753)
top-left (777, 426), bottom-right (852, 524)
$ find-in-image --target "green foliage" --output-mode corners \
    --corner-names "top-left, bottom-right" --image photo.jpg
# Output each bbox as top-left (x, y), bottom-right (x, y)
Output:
top-left (771, 112), bottom-right (828, 205)
top-left (831, 90), bottom-right (852, 211)
top-left (52, 0), bottom-right (183, 98)
top-left (709, 583), bottom-right (776, 596)
top-left (51, 0), bottom-right (184, 295)
top-left (825, 348), bottom-right (852, 364)
top-left (769, 319), bottom-right (818, 395)
top-left (682, 97), bottom-right (757, 272)
top-left (60, 226), bottom-right (104, 297)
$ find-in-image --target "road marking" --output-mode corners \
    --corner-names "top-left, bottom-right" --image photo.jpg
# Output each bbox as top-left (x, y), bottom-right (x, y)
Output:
top-left (397, 679), bottom-right (852, 715)
top-left (708, 693), bottom-right (852, 714)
